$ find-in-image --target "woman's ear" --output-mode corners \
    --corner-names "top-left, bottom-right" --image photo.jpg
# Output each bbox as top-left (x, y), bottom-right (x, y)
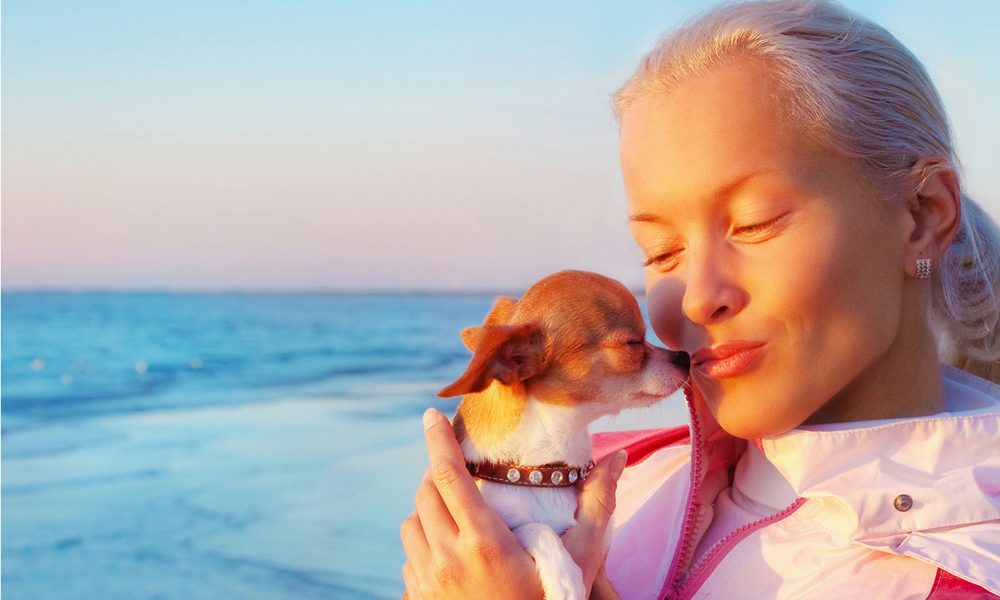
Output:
top-left (904, 157), bottom-right (962, 275)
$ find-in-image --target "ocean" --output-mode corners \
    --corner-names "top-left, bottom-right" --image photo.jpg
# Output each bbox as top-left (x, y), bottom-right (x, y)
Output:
top-left (1, 291), bottom-right (687, 599)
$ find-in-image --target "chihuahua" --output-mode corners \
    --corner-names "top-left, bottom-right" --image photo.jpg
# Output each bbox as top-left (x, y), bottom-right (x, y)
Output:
top-left (437, 270), bottom-right (689, 599)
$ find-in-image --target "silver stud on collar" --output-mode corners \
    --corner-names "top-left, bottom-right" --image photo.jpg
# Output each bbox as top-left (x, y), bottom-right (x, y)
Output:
top-left (567, 469), bottom-right (579, 484)
top-left (550, 471), bottom-right (564, 485)
top-left (507, 468), bottom-right (521, 483)
top-left (529, 470), bottom-right (543, 485)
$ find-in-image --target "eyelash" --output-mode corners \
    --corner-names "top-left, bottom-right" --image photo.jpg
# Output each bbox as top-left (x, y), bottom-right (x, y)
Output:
top-left (734, 214), bottom-right (784, 236)
top-left (643, 250), bottom-right (680, 269)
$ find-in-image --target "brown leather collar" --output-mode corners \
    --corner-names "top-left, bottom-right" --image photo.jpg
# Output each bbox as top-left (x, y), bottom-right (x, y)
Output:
top-left (466, 460), bottom-right (595, 487)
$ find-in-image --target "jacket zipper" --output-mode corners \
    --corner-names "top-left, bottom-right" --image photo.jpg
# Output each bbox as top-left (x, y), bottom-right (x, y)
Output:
top-left (673, 497), bottom-right (806, 599)
top-left (660, 386), bottom-right (805, 599)
top-left (659, 387), bottom-right (706, 599)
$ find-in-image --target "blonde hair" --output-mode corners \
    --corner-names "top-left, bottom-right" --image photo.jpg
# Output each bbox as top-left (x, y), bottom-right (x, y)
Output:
top-left (614, 0), bottom-right (1000, 383)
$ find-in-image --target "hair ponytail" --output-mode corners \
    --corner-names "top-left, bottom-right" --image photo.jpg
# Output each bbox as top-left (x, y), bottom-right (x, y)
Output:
top-left (933, 194), bottom-right (1000, 382)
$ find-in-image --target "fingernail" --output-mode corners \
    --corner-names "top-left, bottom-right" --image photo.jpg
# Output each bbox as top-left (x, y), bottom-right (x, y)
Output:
top-left (610, 450), bottom-right (628, 481)
top-left (423, 407), bottom-right (440, 430)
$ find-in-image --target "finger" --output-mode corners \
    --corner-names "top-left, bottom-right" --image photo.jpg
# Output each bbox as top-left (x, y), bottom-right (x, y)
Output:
top-left (591, 565), bottom-right (624, 600)
top-left (414, 470), bottom-right (459, 556)
top-left (422, 407), bottom-right (489, 530)
top-left (400, 511), bottom-right (432, 584)
top-left (402, 561), bottom-right (423, 600)
top-left (575, 450), bottom-right (627, 535)
top-left (563, 450), bottom-right (627, 581)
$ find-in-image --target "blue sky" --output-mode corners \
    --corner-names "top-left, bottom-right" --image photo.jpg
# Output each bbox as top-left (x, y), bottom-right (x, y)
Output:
top-left (3, 0), bottom-right (998, 291)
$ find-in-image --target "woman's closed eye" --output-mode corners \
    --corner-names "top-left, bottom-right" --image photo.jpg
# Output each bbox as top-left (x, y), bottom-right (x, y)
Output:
top-left (732, 213), bottom-right (788, 240)
top-left (643, 247), bottom-right (683, 271)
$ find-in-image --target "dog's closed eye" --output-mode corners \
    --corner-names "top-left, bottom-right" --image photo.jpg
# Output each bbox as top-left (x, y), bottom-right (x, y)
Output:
top-left (601, 339), bottom-right (647, 371)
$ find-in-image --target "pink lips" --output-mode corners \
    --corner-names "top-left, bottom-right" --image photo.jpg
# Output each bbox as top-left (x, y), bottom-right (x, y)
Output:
top-left (690, 342), bottom-right (765, 378)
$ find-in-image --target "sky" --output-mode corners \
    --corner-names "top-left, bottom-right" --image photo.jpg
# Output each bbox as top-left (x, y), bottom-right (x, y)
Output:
top-left (3, 0), bottom-right (998, 292)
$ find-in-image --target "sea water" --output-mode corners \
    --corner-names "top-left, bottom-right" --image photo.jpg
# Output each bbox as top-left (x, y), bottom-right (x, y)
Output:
top-left (1, 291), bottom-right (687, 599)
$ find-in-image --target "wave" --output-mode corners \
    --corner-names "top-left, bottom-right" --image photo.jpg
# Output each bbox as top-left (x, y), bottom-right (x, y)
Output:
top-left (3, 468), bottom-right (166, 497)
top-left (1, 292), bottom-right (489, 431)
top-left (1, 352), bottom-right (471, 429)
top-left (198, 551), bottom-right (398, 599)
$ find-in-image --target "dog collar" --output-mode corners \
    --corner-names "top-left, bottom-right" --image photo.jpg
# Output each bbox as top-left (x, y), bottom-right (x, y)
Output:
top-left (466, 460), bottom-right (595, 487)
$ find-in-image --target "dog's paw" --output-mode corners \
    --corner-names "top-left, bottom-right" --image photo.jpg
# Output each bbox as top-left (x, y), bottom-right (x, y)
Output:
top-left (539, 558), bottom-right (586, 600)
top-left (513, 523), bottom-right (587, 600)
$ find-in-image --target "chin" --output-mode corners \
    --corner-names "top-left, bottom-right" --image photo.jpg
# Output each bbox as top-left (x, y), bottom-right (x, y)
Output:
top-left (717, 419), bottom-right (769, 440)
top-left (714, 406), bottom-right (803, 440)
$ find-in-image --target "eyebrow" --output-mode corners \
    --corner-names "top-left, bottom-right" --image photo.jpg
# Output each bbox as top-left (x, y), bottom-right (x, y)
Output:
top-left (627, 169), bottom-right (776, 224)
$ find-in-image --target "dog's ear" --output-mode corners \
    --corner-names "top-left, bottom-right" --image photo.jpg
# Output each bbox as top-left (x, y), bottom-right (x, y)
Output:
top-left (459, 327), bottom-right (481, 352)
top-left (438, 323), bottom-right (545, 397)
top-left (459, 296), bottom-right (517, 351)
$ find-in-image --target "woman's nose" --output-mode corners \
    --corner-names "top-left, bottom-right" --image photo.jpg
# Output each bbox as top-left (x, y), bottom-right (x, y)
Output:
top-left (680, 248), bottom-right (748, 325)
top-left (646, 249), bottom-right (748, 348)
top-left (681, 248), bottom-right (746, 325)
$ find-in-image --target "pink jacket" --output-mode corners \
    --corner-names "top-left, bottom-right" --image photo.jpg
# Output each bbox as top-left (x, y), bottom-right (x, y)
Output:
top-left (595, 366), bottom-right (1000, 599)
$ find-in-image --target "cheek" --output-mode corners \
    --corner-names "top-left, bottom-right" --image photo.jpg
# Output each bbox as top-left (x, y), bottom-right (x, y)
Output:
top-left (781, 222), bottom-right (896, 339)
top-left (646, 275), bottom-right (687, 349)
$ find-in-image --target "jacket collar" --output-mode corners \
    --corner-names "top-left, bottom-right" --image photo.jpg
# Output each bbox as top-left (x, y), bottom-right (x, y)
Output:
top-left (680, 366), bottom-right (1000, 594)
top-left (753, 366), bottom-right (1000, 542)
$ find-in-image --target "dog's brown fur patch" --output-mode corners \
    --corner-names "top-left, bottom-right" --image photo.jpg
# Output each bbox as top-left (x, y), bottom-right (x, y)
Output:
top-left (453, 380), bottom-right (528, 449)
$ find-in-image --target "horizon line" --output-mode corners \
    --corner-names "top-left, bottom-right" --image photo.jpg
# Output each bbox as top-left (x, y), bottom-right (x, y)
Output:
top-left (0, 286), bottom-right (649, 296)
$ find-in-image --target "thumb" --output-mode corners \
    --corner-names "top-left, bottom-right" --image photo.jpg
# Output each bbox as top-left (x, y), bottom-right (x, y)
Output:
top-left (562, 449), bottom-right (628, 585)
top-left (577, 450), bottom-right (628, 534)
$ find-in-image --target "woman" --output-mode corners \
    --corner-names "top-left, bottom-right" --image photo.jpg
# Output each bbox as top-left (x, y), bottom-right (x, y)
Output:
top-left (401, 1), bottom-right (1000, 597)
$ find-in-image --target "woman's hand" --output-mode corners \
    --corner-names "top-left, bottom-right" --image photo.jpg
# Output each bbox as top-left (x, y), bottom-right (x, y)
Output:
top-left (563, 449), bottom-right (628, 599)
top-left (400, 408), bottom-right (542, 599)
top-left (400, 408), bottom-right (625, 599)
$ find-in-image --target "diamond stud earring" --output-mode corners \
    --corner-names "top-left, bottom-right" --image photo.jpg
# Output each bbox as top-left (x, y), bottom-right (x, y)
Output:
top-left (915, 257), bottom-right (932, 280)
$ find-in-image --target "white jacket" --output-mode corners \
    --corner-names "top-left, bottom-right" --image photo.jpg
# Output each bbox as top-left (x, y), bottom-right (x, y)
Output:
top-left (596, 366), bottom-right (1000, 599)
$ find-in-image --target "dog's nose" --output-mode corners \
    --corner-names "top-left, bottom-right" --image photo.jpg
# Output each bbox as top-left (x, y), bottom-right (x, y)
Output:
top-left (669, 350), bottom-right (691, 368)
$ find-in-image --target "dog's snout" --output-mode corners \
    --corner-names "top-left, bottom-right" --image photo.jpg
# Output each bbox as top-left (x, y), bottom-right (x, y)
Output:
top-left (669, 350), bottom-right (691, 368)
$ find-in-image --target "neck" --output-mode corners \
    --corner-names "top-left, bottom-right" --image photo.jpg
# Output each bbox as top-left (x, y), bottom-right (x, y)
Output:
top-left (804, 308), bottom-right (945, 425)
top-left (455, 383), bottom-right (594, 467)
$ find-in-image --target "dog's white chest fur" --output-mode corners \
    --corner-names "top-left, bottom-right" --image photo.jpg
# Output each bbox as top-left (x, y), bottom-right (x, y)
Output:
top-left (461, 400), bottom-right (598, 599)
top-left (460, 400), bottom-right (597, 468)
top-left (464, 402), bottom-right (595, 534)
top-left (476, 480), bottom-right (578, 534)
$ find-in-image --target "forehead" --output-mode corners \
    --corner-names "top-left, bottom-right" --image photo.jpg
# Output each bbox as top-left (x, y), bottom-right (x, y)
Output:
top-left (619, 58), bottom-right (809, 212)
